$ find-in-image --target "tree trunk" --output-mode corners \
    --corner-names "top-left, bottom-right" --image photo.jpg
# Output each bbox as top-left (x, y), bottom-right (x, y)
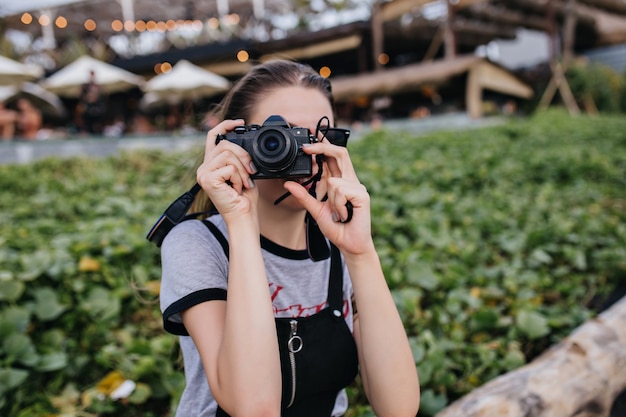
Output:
top-left (435, 295), bottom-right (626, 417)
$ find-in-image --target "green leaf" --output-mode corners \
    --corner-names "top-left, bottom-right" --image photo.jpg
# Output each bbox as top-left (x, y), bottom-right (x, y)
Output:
top-left (419, 389), bottom-right (448, 415)
top-left (80, 286), bottom-right (121, 321)
top-left (36, 352), bottom-right (68, 372)
top-left (0, 368), bottom-right (29, 395)
top-left (32, 287), bottom-right (67, 321)
top-left (502, 348), bottom-right (526, 370)
top-left (405, 260), bottom-right (440, 290)
top-left (470, 308), bottom-right (500, 331)
top-left (0, 307), bottom-right (31, 336)
top-left (530, 249), bottom-right (553, 265)
top-left (3, 333), bottom-right (33, 357)
top-left (0, 280), bottom-right (25, 302)
top-left (128, 382), bottom-right (151, 404)
top-left (516, 310), bottom-right (550, 339)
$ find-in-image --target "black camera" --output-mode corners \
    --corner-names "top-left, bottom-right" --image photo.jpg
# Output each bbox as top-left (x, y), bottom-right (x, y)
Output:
top-left (216, 115), bottom-right (315, 179)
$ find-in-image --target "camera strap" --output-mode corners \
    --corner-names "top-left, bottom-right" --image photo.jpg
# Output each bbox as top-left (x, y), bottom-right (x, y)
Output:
top-left (305, 211), bottom-right (330, 261)
top-left (146, 183), bottom-right (202, 247)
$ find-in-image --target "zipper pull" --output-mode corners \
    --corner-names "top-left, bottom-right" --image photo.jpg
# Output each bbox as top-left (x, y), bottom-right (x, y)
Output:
top-left (288, 319), bottom-right (303, 353)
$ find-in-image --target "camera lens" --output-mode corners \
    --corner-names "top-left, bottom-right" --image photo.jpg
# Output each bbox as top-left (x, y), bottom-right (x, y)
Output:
top-left (253, 128), bottom-right (297, 174)
top-left (262, 135), bottom-right (281, 153)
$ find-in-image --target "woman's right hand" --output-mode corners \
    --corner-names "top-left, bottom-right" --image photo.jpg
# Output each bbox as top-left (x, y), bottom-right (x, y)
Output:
top-left (196, 119), bottom-right (258, 222)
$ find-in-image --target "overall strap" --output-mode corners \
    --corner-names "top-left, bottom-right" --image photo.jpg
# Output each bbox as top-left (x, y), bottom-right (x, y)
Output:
top-left (327, 244), bottom-right (344, 312)
top-left (201, 219), bottom-right (229, 258)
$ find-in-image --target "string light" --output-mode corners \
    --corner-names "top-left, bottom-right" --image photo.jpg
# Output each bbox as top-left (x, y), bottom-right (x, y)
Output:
top-left (11, 12), bottom-right (251, 35)
top-left (207, 17), bottom-right (219, 29)
top-left (21, 13), bottom-right (33, 25)
top-left (378, 53), bottom-right (390, 65)
top-left (38, 15), bottom-right (51, 26)
top-left (111, 20), bottom-right (123, 31)
top-left (84, 19), bottom-right (96, 31)
top-left (226, 13), bottom-right (240, 25)
top-left (124, 20), bottom-right (135, 31)
top-left (55, 16), bottom-right (68, 29)
top-left (237, 49), bottom-right (249, 62)
top-left (160, 62), bottom-right (172, 73)
top-left (319, 66), bottom-right (331, 78)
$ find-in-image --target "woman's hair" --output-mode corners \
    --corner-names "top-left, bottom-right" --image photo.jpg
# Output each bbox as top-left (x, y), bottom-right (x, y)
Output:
top-left (213, 59), bottom-right (334, 121)
top-left (190, 59), bottom-right (336, 216)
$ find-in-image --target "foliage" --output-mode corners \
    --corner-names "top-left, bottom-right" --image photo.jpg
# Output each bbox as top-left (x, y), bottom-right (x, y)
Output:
top-left (566, 61), bottom-right (625, 113)
top-left (0, 110), bottom-right (625, 416)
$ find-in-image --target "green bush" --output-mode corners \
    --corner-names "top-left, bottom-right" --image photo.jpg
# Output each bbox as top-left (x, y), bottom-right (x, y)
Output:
top-left (566, 61), bottom-right (625, 113)
top-left (1, 109), bottom-right (625, 416)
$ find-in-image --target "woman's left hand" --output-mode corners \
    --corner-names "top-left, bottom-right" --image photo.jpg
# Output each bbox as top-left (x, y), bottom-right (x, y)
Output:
top-left (283, 142), bottom-right (374, 256)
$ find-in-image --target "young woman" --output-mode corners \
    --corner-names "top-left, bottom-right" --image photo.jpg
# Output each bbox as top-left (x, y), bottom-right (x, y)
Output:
top-left (159, 59), bottom-right (420, 417)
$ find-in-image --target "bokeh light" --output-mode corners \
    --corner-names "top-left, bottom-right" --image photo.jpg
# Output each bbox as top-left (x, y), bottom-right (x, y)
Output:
top-left (84, 19), bottom-right (96, 31)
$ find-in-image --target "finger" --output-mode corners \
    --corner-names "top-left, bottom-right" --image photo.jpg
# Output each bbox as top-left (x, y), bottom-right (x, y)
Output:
top-left (198, 163), bottom-right (246, 196)
top-left (326, 178), bottom-right (367, 222)
top-left (206, 145), bottom-right (255, 187)
top-left (326, 178), bottom-right (349, 222)
top-left (283, 181), bottom-right (325, 218)
top-left (301, 142), bottom-right (358, 180)
top-left (204, 119), bottom-right (245, 161)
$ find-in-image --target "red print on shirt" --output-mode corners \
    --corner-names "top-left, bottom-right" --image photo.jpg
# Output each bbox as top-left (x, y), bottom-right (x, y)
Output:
top-left (269, 282), bottom-right (349, 318)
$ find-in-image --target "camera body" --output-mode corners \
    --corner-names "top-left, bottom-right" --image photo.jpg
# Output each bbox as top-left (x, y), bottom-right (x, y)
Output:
top-left (217, 115), bottom-right (315, 179)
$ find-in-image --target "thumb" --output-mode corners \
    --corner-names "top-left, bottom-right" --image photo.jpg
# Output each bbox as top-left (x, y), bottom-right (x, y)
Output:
top-left (283, 182), bottom-right (323, 217)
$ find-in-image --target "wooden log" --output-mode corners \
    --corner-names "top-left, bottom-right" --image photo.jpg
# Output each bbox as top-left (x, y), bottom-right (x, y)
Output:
top-left (435, 295), bottom-right (626, 417)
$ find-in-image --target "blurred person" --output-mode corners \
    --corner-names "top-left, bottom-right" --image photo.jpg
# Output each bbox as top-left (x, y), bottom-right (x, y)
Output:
top-left (16, 98), bottom-right (42, 140)
top-left (78, 70), bottom-right (106, 134)
top-left (156, 59), bottom-right (420, 417)
top-left (0, 102), bottom-right (17, 140)
top-left (130, 113), bottom-right (155, 134)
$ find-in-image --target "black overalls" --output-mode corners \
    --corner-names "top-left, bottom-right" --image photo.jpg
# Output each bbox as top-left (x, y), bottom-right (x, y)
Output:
top-left (202, 220), bottom-right (359, 417)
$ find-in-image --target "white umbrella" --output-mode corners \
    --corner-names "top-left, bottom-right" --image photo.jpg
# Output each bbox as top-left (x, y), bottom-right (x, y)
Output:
top-left (0, 82), bottom-right (67, 117)
top-left (40, 55), bottom-right (145, 97)
top-left (0, 55), bottom-right (44, 86)
top-left (141, 60), bottom-right (231, 105)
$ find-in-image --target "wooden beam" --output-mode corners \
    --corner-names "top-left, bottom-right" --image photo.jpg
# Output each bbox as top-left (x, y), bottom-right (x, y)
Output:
top-left (562, 0), bottom-right (578, 66)
top-left (578, 0), bottom-right (626, 14)
top-left (380, 0), bottom-right (489, 22)
top-left (460, 3), bottom-right (549, 31)
top-left (452, 17), bottom-right (518, 39)
top-left (259, 35), bottom-right (362, 62)
top-left (538, 60), bottom-right (581, 115)
top-left (372, 0), bottom-right (385, 71)
top-left (444, 0), bottom-right (457, 60)
top-left (380, 0), bottom-right (433, 22)
top-left (331, 55), bottom-right (481, 101)
top-left (506, 0), bottom-right (595, 26)
top-left (466, 59), bottom-right (534, 118)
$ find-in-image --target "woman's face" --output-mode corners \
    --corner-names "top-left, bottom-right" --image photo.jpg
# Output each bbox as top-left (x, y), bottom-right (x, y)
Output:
top-left (248, 85), bottom-right (334, 211)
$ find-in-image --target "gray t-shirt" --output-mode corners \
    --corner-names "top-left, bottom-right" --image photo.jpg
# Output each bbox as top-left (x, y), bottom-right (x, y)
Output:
top-left (160, 215), bottom-right (354, 417)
